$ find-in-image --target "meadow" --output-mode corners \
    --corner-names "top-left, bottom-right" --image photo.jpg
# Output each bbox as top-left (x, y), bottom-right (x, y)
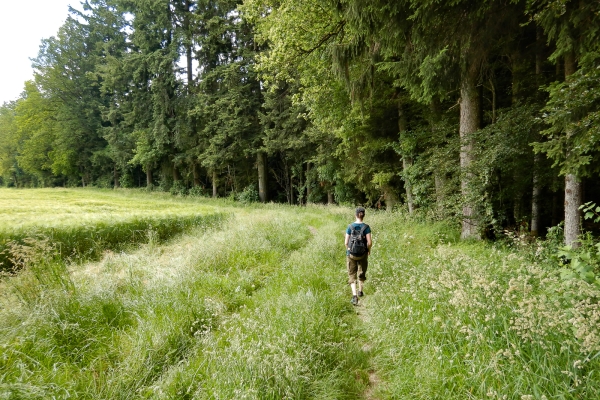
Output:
top-left (0, 189), bottom-right (226, 271)
top-left (1, 189), bottom-right (599, 399)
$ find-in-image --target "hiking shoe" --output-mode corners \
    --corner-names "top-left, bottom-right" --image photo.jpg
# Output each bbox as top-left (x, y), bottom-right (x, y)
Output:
top-left (351, 295), bottom-right (358, 306)
top-left (358, 291), bottom-right (364, 297)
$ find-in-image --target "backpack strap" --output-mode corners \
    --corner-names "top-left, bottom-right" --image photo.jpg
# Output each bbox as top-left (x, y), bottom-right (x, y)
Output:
top-left (358, 224), bottom-right (368, 237)
top-left (350, 224), bottom-right (369, 238)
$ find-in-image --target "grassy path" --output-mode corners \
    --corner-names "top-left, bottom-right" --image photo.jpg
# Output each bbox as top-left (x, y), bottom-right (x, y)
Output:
top-left (1, 203), bottom-right (375, 399)
top-left (355, 296), bottom-right (381, 400)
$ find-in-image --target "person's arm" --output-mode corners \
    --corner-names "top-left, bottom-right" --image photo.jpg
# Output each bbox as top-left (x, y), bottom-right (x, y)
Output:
top-left (344, 233), bottom-right (350, 250)
top-left (366, 233), bottom-right (372, 254)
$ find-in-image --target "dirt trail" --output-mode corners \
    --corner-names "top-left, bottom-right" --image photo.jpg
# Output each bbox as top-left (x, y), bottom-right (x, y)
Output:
top-left (356, 295), bottom-right (381, 400)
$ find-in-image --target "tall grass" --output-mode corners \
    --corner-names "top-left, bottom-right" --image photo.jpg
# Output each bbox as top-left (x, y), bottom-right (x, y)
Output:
top-left (364, 213), bottom-right (600, 399)
top-left (0, 202), bottom-right (368, 399)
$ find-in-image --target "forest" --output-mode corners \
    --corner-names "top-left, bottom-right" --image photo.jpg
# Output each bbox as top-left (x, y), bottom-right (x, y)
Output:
top-left (1, 0), bottom-right (600, 243)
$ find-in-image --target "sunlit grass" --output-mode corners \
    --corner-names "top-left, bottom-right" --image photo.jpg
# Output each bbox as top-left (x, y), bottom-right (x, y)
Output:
top-left (0, 188), bottom-right (216, 230)
top-left (0, 188), bottom-right (227, 271)
top-left (364, 213), bottom-right (600, 399)
top-left (0, 197), bottom-right (367, 399)
top-left (2, 191), bottom-right (599, 399)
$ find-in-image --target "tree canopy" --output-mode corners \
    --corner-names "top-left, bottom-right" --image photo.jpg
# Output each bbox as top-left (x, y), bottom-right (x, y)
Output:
top-left (2, 0), bottom-right (600, 244)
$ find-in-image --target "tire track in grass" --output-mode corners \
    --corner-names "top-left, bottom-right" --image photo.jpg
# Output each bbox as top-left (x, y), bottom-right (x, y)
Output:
top-left (130, 210), bottom-right (352, 398)
top-left (0, 210), bottom-right (319, 399)
top-left (356, 293), bottom-right (382, 399)
top-left (149, 211), bottom-right (369, 398)
top-left (0, 207), bottom-right (372, 398)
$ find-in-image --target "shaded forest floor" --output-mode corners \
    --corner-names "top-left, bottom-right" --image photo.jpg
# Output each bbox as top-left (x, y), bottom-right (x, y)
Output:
top-left (1, 189), bottom-right (600, 399)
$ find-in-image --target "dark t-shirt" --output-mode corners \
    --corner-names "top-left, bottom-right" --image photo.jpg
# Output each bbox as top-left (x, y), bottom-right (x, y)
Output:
top-left (346, 222), bottom-right (371, 235)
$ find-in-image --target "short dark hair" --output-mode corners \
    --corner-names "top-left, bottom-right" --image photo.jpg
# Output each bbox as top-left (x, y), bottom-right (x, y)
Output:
top-left (355, 207), bottom-right (366, 217)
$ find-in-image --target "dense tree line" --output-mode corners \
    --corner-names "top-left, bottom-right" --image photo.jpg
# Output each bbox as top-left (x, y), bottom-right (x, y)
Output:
top-left (1, 0), bottom-right (600, 243)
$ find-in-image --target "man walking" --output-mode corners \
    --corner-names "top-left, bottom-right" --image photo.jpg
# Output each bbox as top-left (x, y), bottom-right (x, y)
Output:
top-left (345, 207), bottom-right (372, 305)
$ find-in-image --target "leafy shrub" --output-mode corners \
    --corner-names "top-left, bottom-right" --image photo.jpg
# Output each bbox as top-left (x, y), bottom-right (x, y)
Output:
top-left (549, 203), bottom-right (600, 287)
top-left (170, 181), bottom-right (188, 196)
top-left (94, 175), bottom-right (114, 189)
top-left (157, 175), bottom-right (172, 192)
top-left (188, 186), bottom-right (207, 197)
top-left (119, 172), bottom-right (135, 188)
top-left (237, 185), bottom-right (259, 204)
top-left (556, 233), bottom-right (600, 286)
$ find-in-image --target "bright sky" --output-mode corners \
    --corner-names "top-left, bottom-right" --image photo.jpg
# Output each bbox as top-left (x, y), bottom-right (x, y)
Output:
top-left (0, 0), bottom-right (77, 105)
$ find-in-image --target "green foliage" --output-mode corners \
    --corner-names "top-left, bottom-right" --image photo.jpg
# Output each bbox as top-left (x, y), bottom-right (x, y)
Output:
top-left (552, 202), bottom-right (600, 286)
top-left (188, 185), bottom-right (208, 197)
top-left (535, 60), bottom-right (600, 177)
top-left (236, 184), bottom-right (259, 204)
top-left (170, 180), bottom-right (188, 196)
top-left (119, 171), bottom-right (135, 188)
top-left (556, 237), bottom-right (600, 286)
top-left (472, 105), bottom-right (547, 228)
top-left (581, 201), bottom-right (600, 223)
top-left (365, 212), bottom-right (600, 398)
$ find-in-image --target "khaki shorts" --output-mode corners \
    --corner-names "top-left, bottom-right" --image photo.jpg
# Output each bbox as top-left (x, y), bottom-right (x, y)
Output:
top-left (347, 254), bottom-right (368, 284)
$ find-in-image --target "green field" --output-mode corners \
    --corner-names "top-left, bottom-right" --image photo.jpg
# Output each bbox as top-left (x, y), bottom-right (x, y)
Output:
top-left (0, 189), bottom-right (227, 271)
top-left (0, 188), bottom-right (219, 229)
top-left (1, 189), bottom-right (599, 399)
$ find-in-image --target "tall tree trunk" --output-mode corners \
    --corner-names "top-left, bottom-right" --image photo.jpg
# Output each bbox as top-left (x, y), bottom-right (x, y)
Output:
top-left (192, 162), bottom-right (200, 187)
top-left (565, 174), bottom-right (582, 247)
top-left (297, 164), bottom-right (304, 205)
top-left (489, 76), bottom-right (497, 123)
top-left (531, 30), bottom-right (544, 236)
top-left (513, 196), bottom-right (521, 226)
top-left (114, 165), bottom-right (120, 189)
top-left (173, 164), bottom-right (181, 182)
top-left (398, 99), bottom-right (414, 214)
top-left (478, 83), bottom-right (484, 127)
top-left (327, 191), bottom-right (334, 205)
top-left (185, 0), bottom-right (193, 91)
top-left (402, 158), bottom-right (414, 214)
top-left (212, 170), bottom-right (218, 198)
top-left (511, 52), bottom-right (525, 226)
top-left (306, 162), bottom-right (311, 203)
top-left (564, 51), bottom-right (581, 247)
top-left (257, 152), bottom-right (267, 203)
top-left (289, 166), bottom-right (295, 205)
top-left (459, 59), bottom-right (481, 239)
top-left (531, 154), bottom-right (541, 236)
top-left (146, 167), bottom-right (153, 189)
top-left (384, 187), bottom-right (397, 212)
